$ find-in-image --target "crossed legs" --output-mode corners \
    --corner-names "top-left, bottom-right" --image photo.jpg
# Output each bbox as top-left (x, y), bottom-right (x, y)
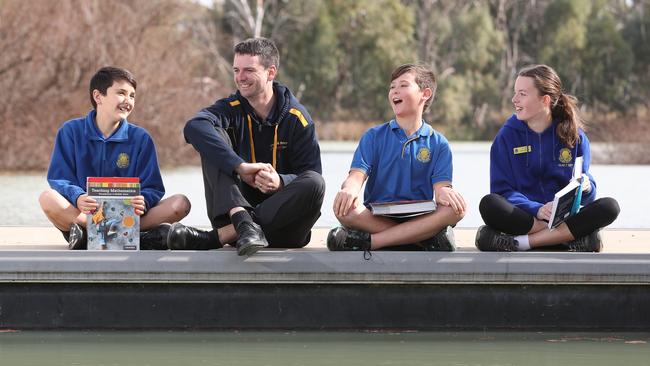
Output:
top-left (335, 204), bottom-right (464, 250)
top-left (478, 193), bottom-right (620, 249)
top-left (39, 188), bottom-right (190, 233)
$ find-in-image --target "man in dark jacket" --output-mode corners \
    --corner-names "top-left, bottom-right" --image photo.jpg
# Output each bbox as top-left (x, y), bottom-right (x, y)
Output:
top-left (169, 37), bottom-right (324, 256)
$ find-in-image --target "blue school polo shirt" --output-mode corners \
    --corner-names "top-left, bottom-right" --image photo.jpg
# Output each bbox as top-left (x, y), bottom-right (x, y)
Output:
top-left (351, 119), bottom-right (453, 206)
top-left (47, 110), bottom-right (165, 211)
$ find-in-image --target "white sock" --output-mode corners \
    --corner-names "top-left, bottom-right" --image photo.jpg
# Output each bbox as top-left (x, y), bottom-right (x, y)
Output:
top-left (514, 235), bottom-right (530, 251)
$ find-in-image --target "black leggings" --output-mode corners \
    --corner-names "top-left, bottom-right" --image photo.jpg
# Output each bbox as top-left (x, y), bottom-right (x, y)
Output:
top-left (479, 193), bottom-right (620, 238)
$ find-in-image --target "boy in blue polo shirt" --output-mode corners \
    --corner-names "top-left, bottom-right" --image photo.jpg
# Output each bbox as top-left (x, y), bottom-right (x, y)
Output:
top-left (328, 64), bottom-right (466, 253)
top-left (39, 66), bottom-right (191, 250)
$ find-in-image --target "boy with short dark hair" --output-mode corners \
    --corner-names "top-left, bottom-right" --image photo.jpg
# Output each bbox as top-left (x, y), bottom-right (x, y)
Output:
top-left (39, 66), bottom-right (190, 250)
top-left (328, 64), bottom-right (466, 254)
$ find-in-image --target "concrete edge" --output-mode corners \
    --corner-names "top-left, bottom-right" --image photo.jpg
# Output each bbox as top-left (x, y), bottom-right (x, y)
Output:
top-left (1, 250), bottom-right (650, 284)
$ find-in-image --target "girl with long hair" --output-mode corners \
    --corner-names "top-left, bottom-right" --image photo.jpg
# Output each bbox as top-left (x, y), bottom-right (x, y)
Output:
top-left (476, 64), bottom-right (619, 252)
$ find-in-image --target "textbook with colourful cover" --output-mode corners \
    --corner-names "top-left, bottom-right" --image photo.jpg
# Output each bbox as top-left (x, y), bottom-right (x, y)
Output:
top-left (86, 177), bottom-right (140, 250)
top-left (548, 157), bottom-right (584, 230)
top-left (370, 199), bottom-right (436, 218)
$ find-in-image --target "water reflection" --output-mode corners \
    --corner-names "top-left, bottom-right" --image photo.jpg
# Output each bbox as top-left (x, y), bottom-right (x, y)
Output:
top-left (1, 331), bottom-right (649, 366)
top-left (1, 143), bottom-right (648, 228)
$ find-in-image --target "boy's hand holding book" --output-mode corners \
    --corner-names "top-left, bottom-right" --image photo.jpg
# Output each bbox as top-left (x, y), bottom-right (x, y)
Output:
top-left (131, 195), bottom-right (146, 216)
top-left (77, 194), bottom-right (98, 215)
top-left (434, 185), bottom-right (467, 215)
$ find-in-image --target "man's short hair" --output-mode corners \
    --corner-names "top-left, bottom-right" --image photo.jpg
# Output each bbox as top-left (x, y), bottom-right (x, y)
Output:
top-left (89, 66), bottom-right (137, 109)
top-left (391, 64), bottom-right (437, 111)
top-left (234, 37), bottom-right (280, 70)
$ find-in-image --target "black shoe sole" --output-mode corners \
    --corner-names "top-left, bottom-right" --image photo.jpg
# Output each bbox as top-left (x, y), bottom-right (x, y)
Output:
top-left (140, 223), bottom-right (171, 250)
top-left (68, 224), bottom-right (86, 250)
top-left (237, 241), bottom-right (266, 256)
top-left (427, 226), bottom-right (456, 251)
top-left (326, 227), bottom-right (347, 251)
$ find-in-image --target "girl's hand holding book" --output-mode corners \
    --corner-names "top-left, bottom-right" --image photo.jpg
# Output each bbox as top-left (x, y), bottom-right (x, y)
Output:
top-left (580, 174), bottom-right (591, 193)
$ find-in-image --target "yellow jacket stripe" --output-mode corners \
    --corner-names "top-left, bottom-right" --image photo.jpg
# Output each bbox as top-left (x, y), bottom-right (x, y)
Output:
top-left (247, 114), bottom-right (256, 163)
top-left (229, 100), bottom-right (241, 107)
top-left (246, 114), bottom-right (278, 169)
top-left (289, 108), bottom-right (308, 127)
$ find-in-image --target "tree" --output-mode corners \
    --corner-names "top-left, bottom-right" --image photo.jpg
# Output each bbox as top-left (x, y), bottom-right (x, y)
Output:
top-left (581, 1), bottom-right (634, 112)
top-left (325, 0), bottom-right (416, 121)
top-left (413, 2), bottom-right (504, 137)
top-left (492, 0), bottom-right (547, 105)
top-left (0, 0), bottom-right (225, 170)
top-left (254, 0), bottom-right (416, 121)
top-left (226, 0), bottom-right (265, 38)
top-left (623, 0), bottom-right (650, 107)
top-left (279, 0), bottom-right (341, 119)
top-left (538, 0), bottom-right (591, 93)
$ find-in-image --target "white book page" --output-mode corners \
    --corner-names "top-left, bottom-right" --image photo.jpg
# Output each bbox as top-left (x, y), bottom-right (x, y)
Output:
top-left (573, 156), bottom-right (583, 180)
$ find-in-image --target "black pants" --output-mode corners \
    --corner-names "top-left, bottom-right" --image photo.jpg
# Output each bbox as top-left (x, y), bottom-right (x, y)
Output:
top-left (201, 128), bottom-right (325, 248)
top-left (479, 193), bottom-right (620, 238)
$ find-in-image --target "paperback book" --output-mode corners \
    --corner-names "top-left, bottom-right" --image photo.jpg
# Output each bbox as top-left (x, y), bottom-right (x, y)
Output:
top-left (370, 199), bottom-right (436, 218)
top-left (86, 177), bottom-right (140, 250)
top-left (548, 157), bottom-right (584, 230)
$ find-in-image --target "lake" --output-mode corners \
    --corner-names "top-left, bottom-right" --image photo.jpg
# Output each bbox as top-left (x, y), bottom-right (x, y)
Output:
top-left (1, 331), bottom-right (649, 366)
top-left (0, 142), bottom-right (647, 228)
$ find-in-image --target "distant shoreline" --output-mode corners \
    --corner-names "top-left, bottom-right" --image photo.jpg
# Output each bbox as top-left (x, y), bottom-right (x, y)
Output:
top-left (0, 141), bottom-right (645, 176)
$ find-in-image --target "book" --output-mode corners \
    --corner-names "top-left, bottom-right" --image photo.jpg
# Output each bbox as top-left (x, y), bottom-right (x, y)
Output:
top-left (370, 199), bottom-right (436, 217)
top-left (548, 157), bottom-right (584, 230)
top-left (86, 177), bottom-right (140, 250)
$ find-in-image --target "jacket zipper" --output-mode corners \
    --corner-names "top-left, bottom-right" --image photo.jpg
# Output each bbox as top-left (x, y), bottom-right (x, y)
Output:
top-left (538, 133), bottom-right (546, 198)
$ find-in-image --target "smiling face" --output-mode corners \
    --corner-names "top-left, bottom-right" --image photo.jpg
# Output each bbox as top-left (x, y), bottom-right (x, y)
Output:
top-left (388, 71), bottom-right (431, 119)
top-left (512, 76), bottom-right (551, 123)
top-left (233, 53), bottom-right (276, 100)
top-left (93, 79), bottom-right (135, 123)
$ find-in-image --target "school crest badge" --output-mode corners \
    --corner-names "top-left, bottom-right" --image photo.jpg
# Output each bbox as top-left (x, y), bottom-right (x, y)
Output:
top-left (558, 148), bottom-right (572, 164)
top-left (116, 153), bottom-right (130, 168)
top-left (416, 147), bottom-right (431, 163)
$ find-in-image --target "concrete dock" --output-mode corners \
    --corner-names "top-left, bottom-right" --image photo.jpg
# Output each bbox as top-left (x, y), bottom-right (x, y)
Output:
top-left (1, 226), bottom-right (649, 330)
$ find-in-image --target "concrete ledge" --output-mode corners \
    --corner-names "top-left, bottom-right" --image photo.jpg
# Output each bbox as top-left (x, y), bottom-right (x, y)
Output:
top-left (1, 226), bottom-right (649, 330)
top-left (1, 250), bottom-right (650, 284)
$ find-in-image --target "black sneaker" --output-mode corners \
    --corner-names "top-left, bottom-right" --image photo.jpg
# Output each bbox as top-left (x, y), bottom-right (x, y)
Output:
top-left (326, 226), bottom-right (371, 252)
top-left (420, 226), bottom-right (456, 251)
top-left (235, 221), bottom-right (268, 256)
top-left (140, 223), bottom-right (171, 250)
top-left (68, 223), bottom-right (87, 250)
top-left (167, 222), bottom-right (219, 250)
top-left (475, 225), bottom-right (519, 252)
top-left (565, 230), bottom-right (602, 252)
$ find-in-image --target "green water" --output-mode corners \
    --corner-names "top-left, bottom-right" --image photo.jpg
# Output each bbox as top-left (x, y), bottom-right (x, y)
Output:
top-left (0, 331), bottom-right (649, 366)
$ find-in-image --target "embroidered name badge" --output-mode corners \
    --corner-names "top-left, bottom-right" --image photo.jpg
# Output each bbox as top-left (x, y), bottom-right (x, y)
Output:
top-left (270, 141), bottom-right (289, 151)
top-left (513, 146), bottom-right (531, 155)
